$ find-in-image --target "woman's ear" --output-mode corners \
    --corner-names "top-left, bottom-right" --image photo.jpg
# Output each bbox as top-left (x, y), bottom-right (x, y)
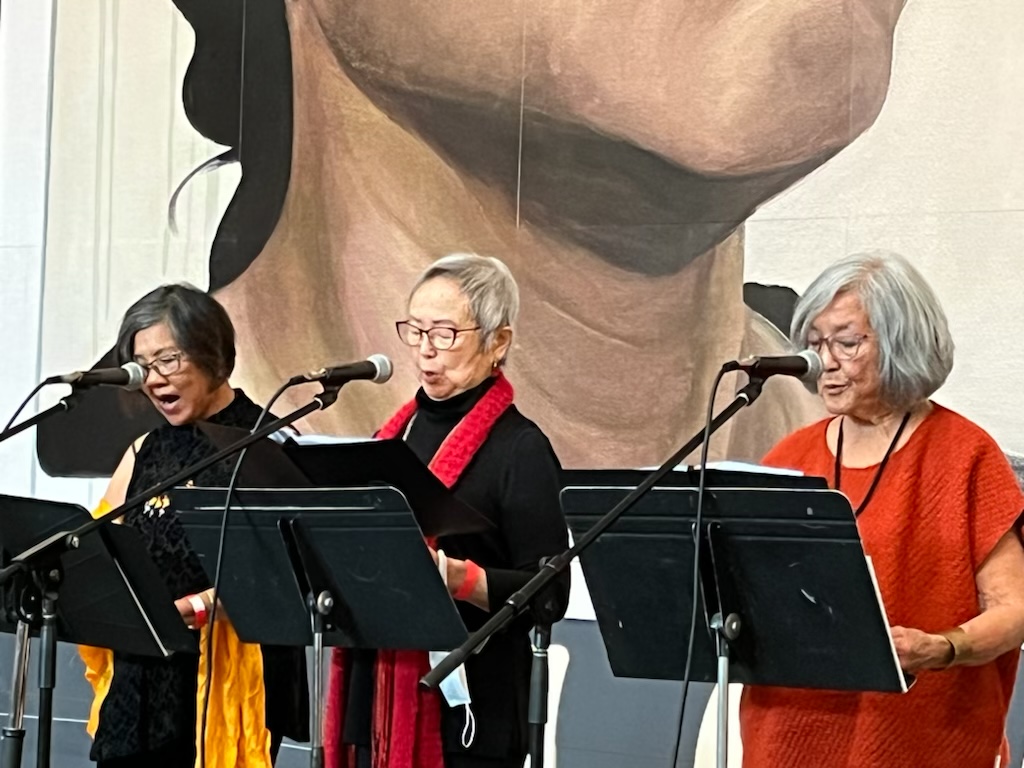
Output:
top-left (492, 326), bottom-right (513, 367)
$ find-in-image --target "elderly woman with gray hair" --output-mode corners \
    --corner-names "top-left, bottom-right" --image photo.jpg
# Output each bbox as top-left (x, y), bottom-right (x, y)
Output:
top-left (739, 252), bottom-right (1024, 768)
top-left (324, 254), bottom-right (570, 768)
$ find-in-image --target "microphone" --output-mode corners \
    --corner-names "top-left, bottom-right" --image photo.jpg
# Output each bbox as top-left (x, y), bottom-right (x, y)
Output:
top-left (45, 362), bottom-right (146, 391)
top-left (288, 354), bottom-right (393, 387)
top-left (723, 349), bottom-right (822, 383)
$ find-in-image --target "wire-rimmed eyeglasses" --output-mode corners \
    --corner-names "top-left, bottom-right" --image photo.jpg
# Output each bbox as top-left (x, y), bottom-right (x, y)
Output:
top-left (806, 333), bottom-right (870, 361)
top-left (134, 350), bottom-right (185, 377)
top-left (395, 321), bottom-right (480, 351)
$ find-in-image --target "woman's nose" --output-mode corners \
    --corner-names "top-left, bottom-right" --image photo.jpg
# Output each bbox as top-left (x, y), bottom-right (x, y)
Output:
top-left (819, 343), bottom-right (841, 369)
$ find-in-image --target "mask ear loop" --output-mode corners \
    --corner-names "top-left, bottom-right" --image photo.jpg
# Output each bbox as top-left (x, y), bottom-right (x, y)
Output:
top-left (436, 548), bottom-right (475, 748)
top-left (461, 704), bottom-right (476, 748)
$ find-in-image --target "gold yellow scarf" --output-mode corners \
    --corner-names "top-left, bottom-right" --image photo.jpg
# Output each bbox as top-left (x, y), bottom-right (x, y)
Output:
top-left (79, 499), bottom-right (273, 767)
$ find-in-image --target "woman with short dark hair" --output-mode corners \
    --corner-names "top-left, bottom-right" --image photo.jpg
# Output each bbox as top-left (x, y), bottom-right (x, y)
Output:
top-left (81, 283), bottom-right (308, 768)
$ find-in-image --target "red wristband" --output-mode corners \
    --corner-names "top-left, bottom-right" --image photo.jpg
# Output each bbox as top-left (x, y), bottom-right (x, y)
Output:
top-left (188, 594), bottom-right (209, 629)
top-left (453, 560), bottom-right (483, 601)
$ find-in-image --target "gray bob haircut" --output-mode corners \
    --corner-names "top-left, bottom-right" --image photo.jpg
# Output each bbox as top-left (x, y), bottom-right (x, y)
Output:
top-left (790, 251), bottom-right (954, 410)
top-left (116, 283), bottom-right (236, 383)
top-left (409, 252), bottom-right (520, 350)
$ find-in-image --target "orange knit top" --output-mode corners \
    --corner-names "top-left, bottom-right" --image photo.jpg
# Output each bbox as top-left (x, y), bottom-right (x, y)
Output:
top-left (740, 403), bottom-right (1024, 768)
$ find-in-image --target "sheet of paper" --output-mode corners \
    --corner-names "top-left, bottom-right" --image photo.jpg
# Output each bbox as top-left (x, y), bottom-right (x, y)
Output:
top-left (864, 555), bottom-right (913, 692)
top-left (681, 460), bottom-right (804, 477)
top-left (286, 433), bottom-right (379, 446)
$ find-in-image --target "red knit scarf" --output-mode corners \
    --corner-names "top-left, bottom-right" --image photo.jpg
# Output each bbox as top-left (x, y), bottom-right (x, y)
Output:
top-left (324, 373), bottom-right (514, 768)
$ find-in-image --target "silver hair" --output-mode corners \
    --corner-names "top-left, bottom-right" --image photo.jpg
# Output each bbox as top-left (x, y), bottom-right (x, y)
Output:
top-left (790, 251), bottom-right (954, 409)
top-left (409, 253), bottom-right (520, 361)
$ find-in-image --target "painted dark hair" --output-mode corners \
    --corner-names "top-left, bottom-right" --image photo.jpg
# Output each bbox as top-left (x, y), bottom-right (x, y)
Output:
top-left (172, 0), bottom-right (293, 291)
top-left (116, 283), bottom-right (236, 383)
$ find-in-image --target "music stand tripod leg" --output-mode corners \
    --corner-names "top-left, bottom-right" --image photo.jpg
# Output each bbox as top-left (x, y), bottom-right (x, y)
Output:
top-left (0, 621), bottom-right (32, 768)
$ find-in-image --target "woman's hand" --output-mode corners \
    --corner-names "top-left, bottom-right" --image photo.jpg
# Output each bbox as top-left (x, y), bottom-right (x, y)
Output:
top-left (427, 545), bottom-right (489, 610)
top-left (891, 625), bottom-right (952, 673)
top-left (174, 591), bottom-right (214, 629)
top-left (175, 595), bottom-right (199, 628)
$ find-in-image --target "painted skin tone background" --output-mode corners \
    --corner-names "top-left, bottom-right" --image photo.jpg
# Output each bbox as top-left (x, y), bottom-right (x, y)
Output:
top-left (205, 0), bottom-right (904, 468)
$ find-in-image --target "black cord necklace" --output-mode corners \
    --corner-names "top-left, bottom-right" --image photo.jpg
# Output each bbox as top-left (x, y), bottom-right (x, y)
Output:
top-left (834, 411), bottom-right (912, 516)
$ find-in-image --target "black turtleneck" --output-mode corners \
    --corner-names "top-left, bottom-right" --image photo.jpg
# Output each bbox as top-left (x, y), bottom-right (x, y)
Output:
top-left (404, 375), bottom-right (497, 466)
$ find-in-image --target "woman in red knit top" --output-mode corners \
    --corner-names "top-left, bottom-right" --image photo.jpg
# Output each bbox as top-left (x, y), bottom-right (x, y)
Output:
top-left (740, 252), bottom-right (1024, 768)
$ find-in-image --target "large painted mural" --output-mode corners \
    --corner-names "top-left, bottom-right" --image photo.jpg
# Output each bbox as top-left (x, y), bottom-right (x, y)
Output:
top-left (4, 0), bottom-right (1024, 766)
top-left (37, 0), bottom-right (916, 474)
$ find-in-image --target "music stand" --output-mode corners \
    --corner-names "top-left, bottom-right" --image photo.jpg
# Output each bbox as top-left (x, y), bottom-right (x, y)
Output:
top-left (172, 486), bottom-right (470, 650)
top-left (170, 435), bottom-right (491, 767)
top-left (0, 495), bottom-right (195, 768)
top-left (560, 472), bottom-right (910, 766)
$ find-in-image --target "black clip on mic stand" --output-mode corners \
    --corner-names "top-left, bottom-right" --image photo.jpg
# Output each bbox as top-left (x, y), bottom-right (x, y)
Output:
top-left (0, 384), bottom-right (343, 768)
top-left (421, 377), bottom-right (766, 768)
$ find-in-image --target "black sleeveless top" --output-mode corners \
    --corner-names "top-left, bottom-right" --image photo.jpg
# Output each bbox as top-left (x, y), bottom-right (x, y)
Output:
top-left (91, 390), bottom-right (309, 761)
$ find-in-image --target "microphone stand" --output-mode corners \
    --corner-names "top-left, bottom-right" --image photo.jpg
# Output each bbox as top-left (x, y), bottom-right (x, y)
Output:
top-left (422, 377), bottom-right (767, 768)
top-left (0, 385), bottom-right (342, 768)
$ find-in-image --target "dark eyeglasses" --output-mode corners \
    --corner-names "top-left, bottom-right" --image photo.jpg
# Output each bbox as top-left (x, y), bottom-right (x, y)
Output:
top-left (395, 321), bottom-right (480, 351)
top-left (134, 351), bottom-right (185, 377)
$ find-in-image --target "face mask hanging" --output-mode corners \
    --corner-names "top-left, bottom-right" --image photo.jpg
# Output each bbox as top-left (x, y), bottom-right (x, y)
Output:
top-left (429, 549), bottom-right (477, 747)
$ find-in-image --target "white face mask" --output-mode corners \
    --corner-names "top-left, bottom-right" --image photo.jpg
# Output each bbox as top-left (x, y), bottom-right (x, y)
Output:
top-left (431, 549), bottom-right (477, 748)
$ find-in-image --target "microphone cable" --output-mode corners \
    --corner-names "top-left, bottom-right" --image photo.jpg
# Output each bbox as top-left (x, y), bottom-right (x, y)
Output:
top-left (669, 364), bottom-right (727, 768)
top-left (199, 378), bottom-right (291, 768)
top-left (1, 382), bottom-right (47, 436)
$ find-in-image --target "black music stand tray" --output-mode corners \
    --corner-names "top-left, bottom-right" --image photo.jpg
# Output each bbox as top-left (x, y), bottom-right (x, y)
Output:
top-left (561, 470), bottom-right (910, 767)
top-left (0, 494), bottom-right (195, 768)
top-left (172, 486), bottom-right (469, 651)
top-left (0, 494), bottom-right (195, 655)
